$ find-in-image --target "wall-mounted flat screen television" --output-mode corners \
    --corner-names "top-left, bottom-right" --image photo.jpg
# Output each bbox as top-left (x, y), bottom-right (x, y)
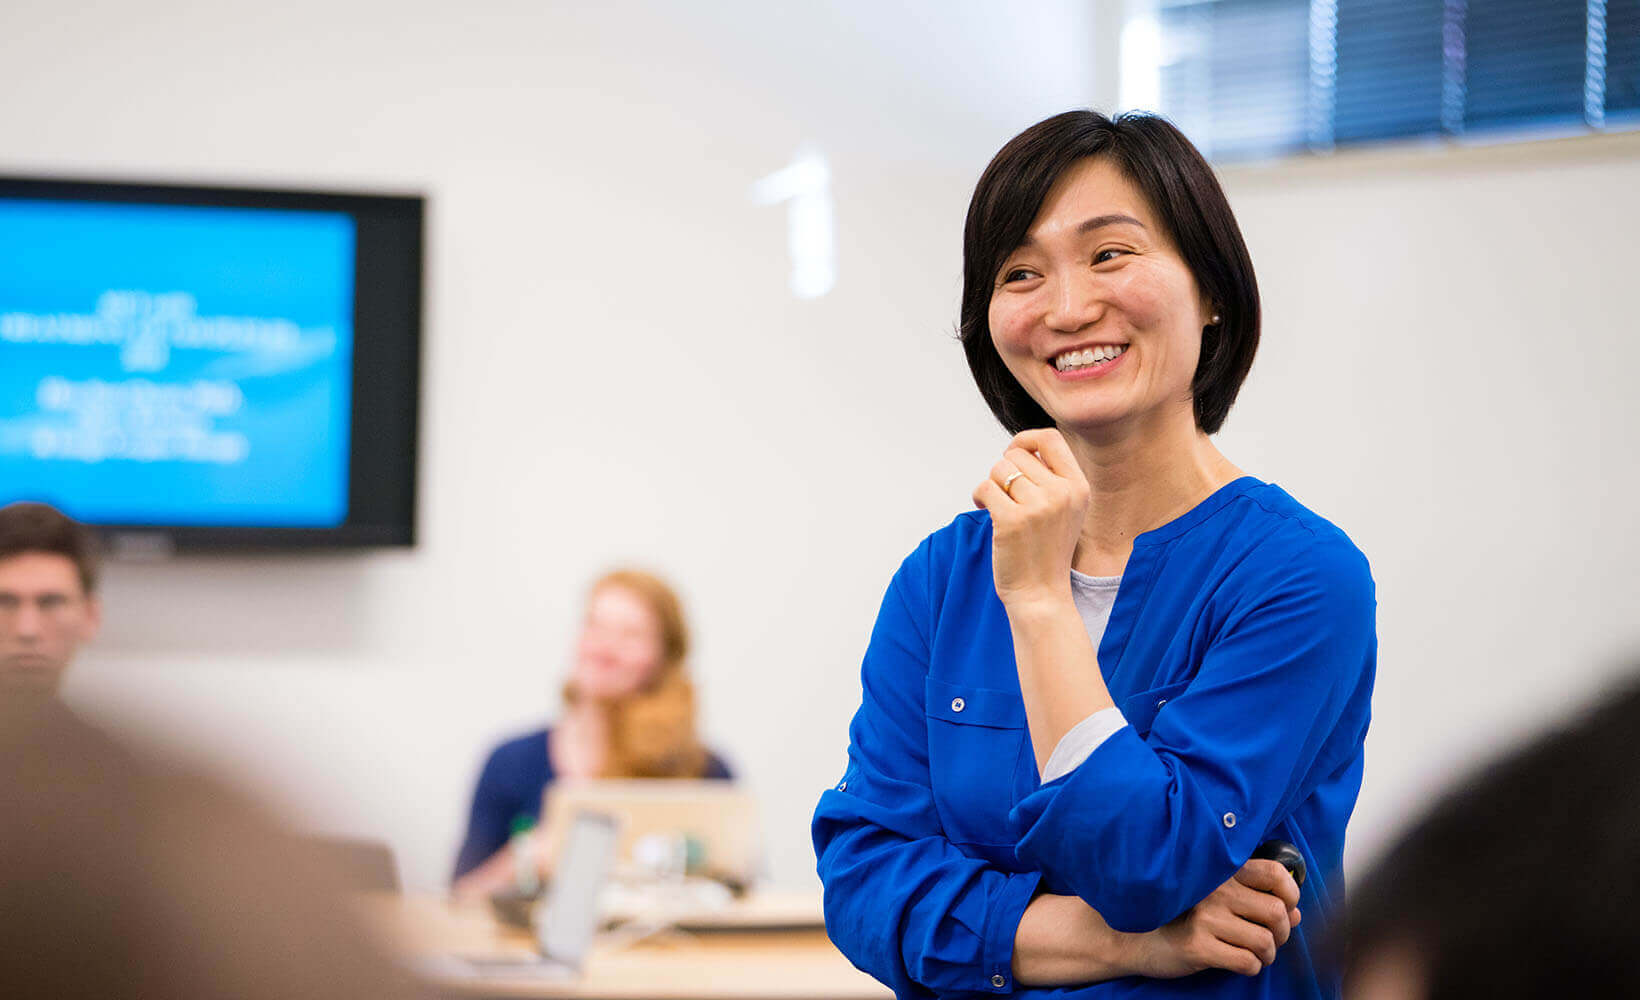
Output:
top-left (0, 176), bottom-right (423, 550)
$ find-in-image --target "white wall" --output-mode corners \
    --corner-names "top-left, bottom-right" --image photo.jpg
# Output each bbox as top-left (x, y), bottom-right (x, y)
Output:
top-left (4, 0), bottom-right (1636, 892)
top-left (1216, 134), bottom-right (1640, 865)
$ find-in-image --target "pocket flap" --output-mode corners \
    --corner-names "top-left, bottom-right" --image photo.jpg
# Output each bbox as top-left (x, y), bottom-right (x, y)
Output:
top-left (925, 677), bottom-right (1026, 729)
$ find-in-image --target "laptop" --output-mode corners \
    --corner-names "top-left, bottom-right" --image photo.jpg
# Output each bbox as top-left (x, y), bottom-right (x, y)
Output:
top-left (433, 810), bottom-right (619, 982)
top-left (540, 780), bottom-right (759, 888)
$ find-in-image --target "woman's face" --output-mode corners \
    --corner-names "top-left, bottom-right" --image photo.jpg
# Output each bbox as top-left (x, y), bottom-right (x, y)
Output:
top-left (571, 584), bottom-right (666, 700)
top-left (987, 156), bottom-right (1213, 438)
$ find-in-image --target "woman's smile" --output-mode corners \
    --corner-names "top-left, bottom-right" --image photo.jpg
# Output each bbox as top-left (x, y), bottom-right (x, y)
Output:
top-left (1050, 343), bottom-right (1129, 380)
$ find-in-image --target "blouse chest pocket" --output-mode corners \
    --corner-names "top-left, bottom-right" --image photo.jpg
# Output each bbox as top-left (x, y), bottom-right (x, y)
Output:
top-left (1120, 679), bottom-right (1193, 738)
top-left (924, 677), bottom-right (1030, 848)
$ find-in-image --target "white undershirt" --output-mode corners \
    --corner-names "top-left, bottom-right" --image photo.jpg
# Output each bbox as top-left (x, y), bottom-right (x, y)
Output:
top-left (1039, 570), bottom-right (1129, 783)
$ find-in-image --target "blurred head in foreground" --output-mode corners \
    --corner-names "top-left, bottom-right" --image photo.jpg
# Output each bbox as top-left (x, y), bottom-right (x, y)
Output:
top-left (0, 704), bottom-right (433, 1000)
top-left (1340, 669), bottom-right (1640, 998)
top-left (0, 502), bottom-right (101, 701)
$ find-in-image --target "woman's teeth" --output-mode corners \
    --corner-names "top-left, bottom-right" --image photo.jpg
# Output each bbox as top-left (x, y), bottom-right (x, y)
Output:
top-left (1054, 345), bottom-right (1127, 372)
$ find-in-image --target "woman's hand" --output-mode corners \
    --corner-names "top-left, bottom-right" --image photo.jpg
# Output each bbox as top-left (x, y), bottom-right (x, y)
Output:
top-left (1128, 859), bottom-right (1303, 979)
top-left (972, 428), bottom-right (1091, 610)
top-left (1011, 860), bottom-right (1301, 986)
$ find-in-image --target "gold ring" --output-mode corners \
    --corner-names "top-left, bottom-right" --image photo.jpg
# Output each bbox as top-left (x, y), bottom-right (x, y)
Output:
top-left (1001, 471), bottom-right (1024, 496)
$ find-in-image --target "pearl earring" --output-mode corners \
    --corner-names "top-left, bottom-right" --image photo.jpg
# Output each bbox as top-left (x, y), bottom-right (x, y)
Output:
top-left (1210, 313), bottom-right (1222, 325)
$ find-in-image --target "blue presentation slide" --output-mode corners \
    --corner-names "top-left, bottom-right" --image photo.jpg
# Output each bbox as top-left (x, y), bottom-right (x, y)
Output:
top-left (0, 198), bottom-right (355, 527)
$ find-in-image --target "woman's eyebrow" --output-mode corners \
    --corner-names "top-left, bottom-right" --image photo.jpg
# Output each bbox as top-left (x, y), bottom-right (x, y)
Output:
top-left (1076, 213), bottom-right (1145, 234)
top-left (1017, 213), bottom-right (1147, 249)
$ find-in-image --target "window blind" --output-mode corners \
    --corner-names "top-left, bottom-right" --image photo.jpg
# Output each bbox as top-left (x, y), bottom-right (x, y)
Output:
top-left (1609, 0), bottom-right (1640, 116)
top-left (1147, 0), bottom-right (1636, 159)
top-left (1464, 0), bottom-right (1589, 130)
top-left (1333, 0), bottom-right (1446, 142)
top-left (1158, 0), bottom-right (1313, 158)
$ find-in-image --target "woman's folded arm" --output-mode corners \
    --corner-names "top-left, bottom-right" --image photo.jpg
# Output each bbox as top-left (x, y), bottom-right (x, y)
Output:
top-left (1011, 538), bottom-right (1376, 932)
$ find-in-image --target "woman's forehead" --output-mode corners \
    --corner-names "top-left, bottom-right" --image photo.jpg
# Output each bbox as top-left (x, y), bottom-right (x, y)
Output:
top-left (1029, 158), bottom-right (1153, 239)
top-left (588, 585), bottom-right (655, 623)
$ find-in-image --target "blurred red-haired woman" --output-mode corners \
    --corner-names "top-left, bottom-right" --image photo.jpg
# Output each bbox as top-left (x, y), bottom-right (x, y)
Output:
top-left (452, 569), bottom-right (730, 898)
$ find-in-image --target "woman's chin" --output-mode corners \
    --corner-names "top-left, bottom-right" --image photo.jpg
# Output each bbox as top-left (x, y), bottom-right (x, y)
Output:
top-left (1047, 395), bottom-right (1193, 443)
top-left (578, 676), bottom-right (648, 702)
top-left (571, 680), bottom-right (621, 702)
top-left (1045, 407), bottom-right (1133, 440)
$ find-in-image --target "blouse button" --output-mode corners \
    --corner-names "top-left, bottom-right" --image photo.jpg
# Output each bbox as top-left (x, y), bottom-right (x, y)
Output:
top-left (1156, 698), bottom-right (1168, 709)
top-left (991, 974), bottom-right (1007, 988)
top-left (837, 781), bottom-right (847, 791)
top-left (1222, 812), bottom-right (1237, 828)
top-left (951, 697), bottom-right (966, 713)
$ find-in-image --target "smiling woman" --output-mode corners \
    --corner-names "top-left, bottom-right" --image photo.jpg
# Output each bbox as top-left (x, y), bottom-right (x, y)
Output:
top-left (960, 114), bottom-right (1259, 439)
top-left (813, 111), bottom-right (1376, 1000)
top-left (451, 568), bottom-right (732, 899)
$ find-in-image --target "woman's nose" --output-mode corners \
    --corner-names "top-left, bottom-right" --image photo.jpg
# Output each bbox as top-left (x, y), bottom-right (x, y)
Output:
top-left (1042, 272), bottom-right (1103, 333)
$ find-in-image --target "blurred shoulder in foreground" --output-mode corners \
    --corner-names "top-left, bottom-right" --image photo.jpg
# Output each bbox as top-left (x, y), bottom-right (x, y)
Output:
top-left (0, 702), bottom-right (438, 1000)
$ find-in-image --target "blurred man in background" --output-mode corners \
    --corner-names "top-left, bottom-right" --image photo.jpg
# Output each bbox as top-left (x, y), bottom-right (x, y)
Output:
top-left (0, 502), bottom-right (100, 701)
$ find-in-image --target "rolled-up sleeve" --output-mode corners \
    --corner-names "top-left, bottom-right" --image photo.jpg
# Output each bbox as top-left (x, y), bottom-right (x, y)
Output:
top-left (813, 545), bottom-right (1042, 998)
top-left (1011, 537), bottom-right (1376, 933)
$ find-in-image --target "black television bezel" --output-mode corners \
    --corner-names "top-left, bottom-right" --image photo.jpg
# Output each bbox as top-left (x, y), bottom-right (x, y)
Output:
top-left (0, 174), bottom-right (424, 552)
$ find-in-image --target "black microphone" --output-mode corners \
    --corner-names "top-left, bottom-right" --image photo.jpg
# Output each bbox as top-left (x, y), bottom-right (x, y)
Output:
top-left (1252, 840), bottom-right (1306, 888)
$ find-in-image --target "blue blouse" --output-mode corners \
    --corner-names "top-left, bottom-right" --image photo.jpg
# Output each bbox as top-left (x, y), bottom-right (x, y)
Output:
top-left (452, 727), bottom-right (733, 881)
top-left (812, 478), bottom-right (1376, 1000)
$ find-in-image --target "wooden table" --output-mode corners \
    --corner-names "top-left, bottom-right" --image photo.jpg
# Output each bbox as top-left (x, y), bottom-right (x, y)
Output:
top-left (362, 893), bottom-right (892, 1000)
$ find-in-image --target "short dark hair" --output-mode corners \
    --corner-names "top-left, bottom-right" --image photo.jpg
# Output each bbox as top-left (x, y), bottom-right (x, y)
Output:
top-left (1337, 669), bottom-right (1640, 997)
top-left (959, 110), bottom-right (1261, 435)
top-left (0, 503), bottom-right (99, 595)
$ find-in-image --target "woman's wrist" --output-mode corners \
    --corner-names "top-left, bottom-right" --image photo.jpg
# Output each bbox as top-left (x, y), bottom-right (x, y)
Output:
top-left (1092, 925), bottom-right (1148, 980)
top-left (1000, 587), bottom-right (1077, 624)
top-left (1013, 893), bottom-right (1145, 986)
top-left (1004, 587), bottom-right (1114, 771)
top-left (1115, 926), bottom-right (1171, 980)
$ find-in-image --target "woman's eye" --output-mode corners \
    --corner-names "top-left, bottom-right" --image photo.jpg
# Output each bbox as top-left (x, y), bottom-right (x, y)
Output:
top-left (1094, 248), bottom-right (1128, 264)
top-left (1001, 268), bottom-right (1035, 284)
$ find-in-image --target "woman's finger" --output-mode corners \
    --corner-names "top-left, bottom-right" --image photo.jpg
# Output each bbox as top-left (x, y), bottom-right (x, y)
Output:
top-left (1011, 428), bottom-right (1081, 480)
top-left (1224, 883), bottom-right (1292, 946)
top-left (1201, 938), bottom-right (1265, 978)
top-left (987, 459), bottom-right (1040, 502)
top-left (1234, 859), bottom-right (1301, 910)
top-left (1210, 913), bottom-right (1278, 968)
top-left (989, 458), bottom-right (1026, 488)
top-left (973, 475), bottom-right (1011, 511)
top-left (1003, 446), bottom-right (1056, 486)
